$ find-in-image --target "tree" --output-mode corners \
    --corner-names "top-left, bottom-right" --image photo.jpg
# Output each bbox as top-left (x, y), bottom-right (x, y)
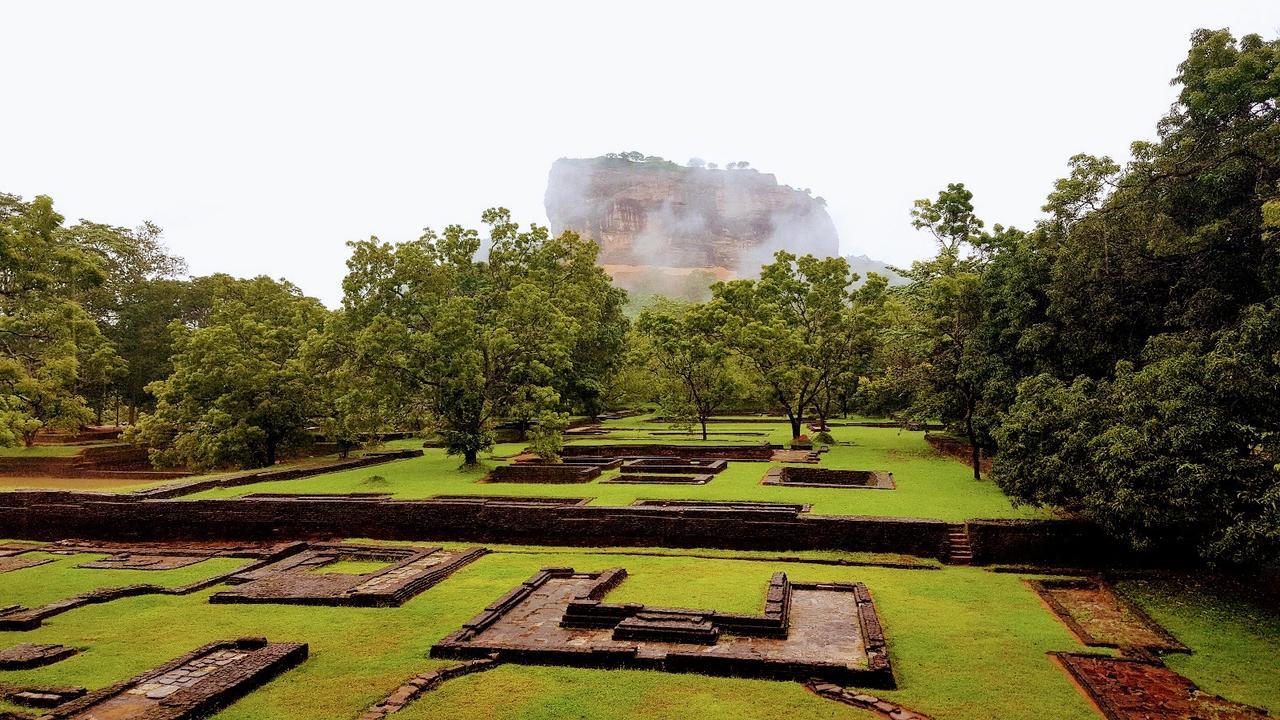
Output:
top-left (634, 300), bottom-right (744, 440)
top-left (303, 311), bottom-right (406, 458)
top-left (892, 184), bottom-right (1006, 478)
top-left (0, 194), bottom-right (112, 445)
top-left (706, 252), bottom-right (872, 441)
top-left (128, 276), bottom-right (327, 470)
top-left (340, 209), bottom-right (622, 465)
top-left (988, 30), bottom-right (1280, 563)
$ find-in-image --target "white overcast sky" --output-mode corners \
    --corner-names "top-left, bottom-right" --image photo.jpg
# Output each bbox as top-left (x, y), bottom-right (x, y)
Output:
top-left (5, 1), bottom-right (1279, 305)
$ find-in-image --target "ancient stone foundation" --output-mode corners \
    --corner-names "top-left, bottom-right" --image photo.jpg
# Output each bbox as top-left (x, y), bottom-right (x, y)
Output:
top-left (560, 443), bottom-right (774, 461)
top-left (40, 638), bottom-right (307, 720)
top-left (483, 464), bottom-right (601, 484)
top-left (762, 467), bottom-right (894, 489)
top-left (432, 567), bottom-right (894, 688)
top-left (619, 458), bottom-right (728, 475)
top-left (210, 544), bottom-right (486, 606)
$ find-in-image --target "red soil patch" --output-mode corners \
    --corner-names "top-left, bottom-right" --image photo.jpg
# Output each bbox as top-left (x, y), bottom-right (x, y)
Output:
top-left (1054, 653), bottom-right (1274, 720)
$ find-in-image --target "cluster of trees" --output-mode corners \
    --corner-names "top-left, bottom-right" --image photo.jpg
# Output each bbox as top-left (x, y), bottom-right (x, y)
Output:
top-left (846, 30), bottom-right (1278, 565)
top-left (626, 30), bottom-right (1278, 565)
top-left (0, 193), bottom-right (193, 446)
top-left (133, 209), bottom-right (628, 470)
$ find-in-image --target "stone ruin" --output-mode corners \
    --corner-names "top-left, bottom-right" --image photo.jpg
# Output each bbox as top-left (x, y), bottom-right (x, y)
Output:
top-left (210, 544), bottom-right (486, 607)
top-left (762, 467), bottom-right (895, 490)
top-left (37, 637), bottom-right (306, 720)
top-left (431, 567), bottom-right (894, 688)
top-left (619, 458), bottom-right (728, 475)
top-left (602, 474), bottom-right (714, 485)
top-left (0, 643), bottom-right (78, 670)
top-left (484, 464), bottom-right (601, 484)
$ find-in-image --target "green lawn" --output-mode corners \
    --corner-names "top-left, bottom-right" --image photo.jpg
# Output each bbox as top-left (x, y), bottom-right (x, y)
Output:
top-left (185, 420), bottom-right (1049, 522)
top-left (0, 547), bottom-right (1273, 719)
top-left (0, 444), bottom-right (89, 457)
top-left (0, 552), bottom-right (247, 607)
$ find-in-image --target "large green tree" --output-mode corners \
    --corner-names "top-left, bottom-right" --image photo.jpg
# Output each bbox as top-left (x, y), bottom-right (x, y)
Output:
top-left (706, 252), bottom-right (877, 441)
top-left (633, 300), bottom-right (746, 440)
top-left (0, 194), bottom-right (114, 445)
top-left (128, 276), bottom-right (327, 470)
top-left (340, 209), bottom-right (626, 465)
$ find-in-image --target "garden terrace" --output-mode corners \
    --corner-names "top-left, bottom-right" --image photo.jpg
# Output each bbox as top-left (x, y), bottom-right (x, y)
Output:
top-left (619, 458), bottom-right (728, 475)
top-left (762, 467), bottom-right (895, 489)
top-left (483, 464), bottom-right (601, 484)
top-left (209, 544), bottom-right (486, 607)
top-left (0, 539), bottom-right (1273, 719)
top-left (432, 567), bottom-right (893, 688)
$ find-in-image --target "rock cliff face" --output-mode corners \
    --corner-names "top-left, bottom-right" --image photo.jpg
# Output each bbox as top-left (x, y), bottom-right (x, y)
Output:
top-left (544, 157), bottom-right (839, 274)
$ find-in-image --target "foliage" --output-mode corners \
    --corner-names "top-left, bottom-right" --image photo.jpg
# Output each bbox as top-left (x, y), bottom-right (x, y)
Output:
top-left (127, 276), bottom-right (327, 470)
top-left (706, 252), bottom-right (882, 440)
top-left (0, 194), bottom-right (112, 445)
top-left (984, 30), bottom-right (1280, 563)
top-left (528, 410), bottom-right (569, 462)
top-left (633, 300), bottom-right (746, 440)
top-left (303, 312), bottom-right (405, 457)
top-left (339, 209), bottom-right (626, 465)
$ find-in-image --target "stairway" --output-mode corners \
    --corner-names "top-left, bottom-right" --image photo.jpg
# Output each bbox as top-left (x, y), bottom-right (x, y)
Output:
top-left (947, 527), bottom-right (973, 565)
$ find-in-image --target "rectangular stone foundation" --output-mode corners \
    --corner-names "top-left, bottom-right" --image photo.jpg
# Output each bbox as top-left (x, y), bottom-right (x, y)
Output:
top-left (620, 458), bottom-right (728, 475)
top-left (432, 567), bottom-right (893, 688)
top-left (41, 638), bottom-right (307, 720)
top-left (762, 467), bottom-right (895, 489)
top-left (210, 544), bottom-right (486, 606)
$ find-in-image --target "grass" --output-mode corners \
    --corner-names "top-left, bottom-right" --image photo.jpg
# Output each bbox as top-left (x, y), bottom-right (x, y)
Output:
top-left (1, 546), bottom-right (1272, 719)
top-left (0, 552), bottom-right (247, 607)
top-left (183, 420), bottom-right (1051, 522)
top-left (1119, 574), bottom-right (1280, 711)
top-left (0, 444), bottom-right (88, 457)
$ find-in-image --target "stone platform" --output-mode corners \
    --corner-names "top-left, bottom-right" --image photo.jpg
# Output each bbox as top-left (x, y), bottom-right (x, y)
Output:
top-left (40, 637), bottom-right (307, 720)
top-left (210, 544), bottom-right (486, 606)
top-left (432, 567), bottom-right (893, 687)
top-left (762, 467), bottom-right (895, 489)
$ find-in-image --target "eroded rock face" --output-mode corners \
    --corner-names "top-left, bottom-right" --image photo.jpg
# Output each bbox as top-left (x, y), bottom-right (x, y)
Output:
top-left (545, 157), bottom-right (839, 273)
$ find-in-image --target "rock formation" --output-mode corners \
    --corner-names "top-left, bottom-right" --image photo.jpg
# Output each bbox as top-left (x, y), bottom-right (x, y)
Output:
top-left (545, 156), bottom-right (840, 277)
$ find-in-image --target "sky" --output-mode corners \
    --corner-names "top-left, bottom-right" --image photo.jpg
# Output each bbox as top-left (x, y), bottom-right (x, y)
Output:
top-left (5, 1), bottom-right (1279, 305)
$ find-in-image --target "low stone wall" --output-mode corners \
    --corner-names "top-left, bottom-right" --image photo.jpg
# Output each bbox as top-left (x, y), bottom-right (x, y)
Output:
top-left (762, 467), bottom-right (895, 490)
top-left (484, 464), bottom-right (601, 484)
top-left (924, 434), bottom-right (992, 473)
top-left (561, 442), bottom-right (775, 461)
top-left (0, 491), bottom-right (952, 558)
top-left (133, 449), bottom-right (424, 498)
top-left (965, 519), bottom-right (1147, 567)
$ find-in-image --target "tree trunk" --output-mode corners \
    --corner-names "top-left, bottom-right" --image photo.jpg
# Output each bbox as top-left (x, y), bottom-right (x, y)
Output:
top-left (266, 438), bottom-right (278, 467)
top-left (789, 415), bottom-right (803, 442)
top-left (700, 416), bottom-right (708, 441)
top-left (965, 413), bottom-right (980, 480)
top-left (463, 448), bottom-right (479, 465)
